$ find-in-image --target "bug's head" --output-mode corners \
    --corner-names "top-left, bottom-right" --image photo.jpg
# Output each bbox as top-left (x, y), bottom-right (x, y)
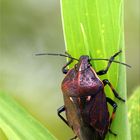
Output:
top-left (75, 55), bottom-right (91, 72)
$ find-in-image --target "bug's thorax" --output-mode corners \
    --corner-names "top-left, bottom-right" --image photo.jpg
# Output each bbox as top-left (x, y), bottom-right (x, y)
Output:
top-left (76, 55), bottom-right (103, 87)
top-left (61, 55), bottom-right (104, 97)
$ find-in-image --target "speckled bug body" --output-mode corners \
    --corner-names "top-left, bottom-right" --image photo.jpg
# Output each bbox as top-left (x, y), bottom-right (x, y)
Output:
top-left (61, 56), bottom-right (110, 139)
top-left (58, 51), bottom-right (127, 140)
top-left (36, 50), bottom-right (130, 140)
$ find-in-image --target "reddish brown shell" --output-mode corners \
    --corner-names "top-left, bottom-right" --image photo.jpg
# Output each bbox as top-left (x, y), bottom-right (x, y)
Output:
top-left (61, 64), bottom-right (110, 138)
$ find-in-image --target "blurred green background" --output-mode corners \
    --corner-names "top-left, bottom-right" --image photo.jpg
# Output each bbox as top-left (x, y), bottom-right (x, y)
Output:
top-left (0, 0), bottom-right (139, 140)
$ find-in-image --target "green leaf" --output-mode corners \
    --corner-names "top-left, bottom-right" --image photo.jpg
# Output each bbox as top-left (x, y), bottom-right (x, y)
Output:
top-left (0, 91), bottom-right (57, 140)
top-left (0, 128), bottom-right (8, 140)
top-left (61, 0), bottom-right (130, 140)
top-left (128, 86), bottom-right (140, 140)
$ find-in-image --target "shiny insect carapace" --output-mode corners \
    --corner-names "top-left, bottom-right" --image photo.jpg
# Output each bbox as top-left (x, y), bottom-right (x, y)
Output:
top-left (36, 50), bottom-right (131, 140)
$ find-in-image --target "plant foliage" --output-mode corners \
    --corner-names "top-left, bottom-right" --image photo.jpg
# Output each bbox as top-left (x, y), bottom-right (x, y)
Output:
top-left (61, 0), bottom-right (130, 139)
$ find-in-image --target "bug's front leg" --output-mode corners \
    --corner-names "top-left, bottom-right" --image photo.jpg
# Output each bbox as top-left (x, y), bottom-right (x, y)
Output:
top-left (103, 79), bottom-right (125, 102)
top-left (106, 97), bottom-right (117, 136)
top-left (62, 52), bottom-right (74, 74)
top-left (57, 105), bottom-right (69, 126)
top-left (57, 105), bottom-right (78, 140)
top-left (97, 50), bottom-right (122, 75)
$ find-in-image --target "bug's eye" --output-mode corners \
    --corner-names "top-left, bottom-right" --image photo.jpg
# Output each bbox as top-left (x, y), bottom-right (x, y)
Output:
top-left (88, 59), bottom-right (91, 63)
top-left (75, 64), bottom-right (78, 69)
top-left (88, 59), bottom-right (92, 66)
top-left (75, 64), bottom-right (80, 71)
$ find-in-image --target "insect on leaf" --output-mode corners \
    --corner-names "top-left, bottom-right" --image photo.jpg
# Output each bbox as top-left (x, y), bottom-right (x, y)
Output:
top-left (61, 0), bottom-right (130, 140)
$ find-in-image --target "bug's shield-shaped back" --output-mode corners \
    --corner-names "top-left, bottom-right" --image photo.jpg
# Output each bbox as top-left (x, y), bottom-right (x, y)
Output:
top-left (64, 93), bottom-right (104, 140)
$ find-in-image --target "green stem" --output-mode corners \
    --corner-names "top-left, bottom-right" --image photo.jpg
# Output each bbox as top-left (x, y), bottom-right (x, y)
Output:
top-left (60, 0), bottom-right (130, 139)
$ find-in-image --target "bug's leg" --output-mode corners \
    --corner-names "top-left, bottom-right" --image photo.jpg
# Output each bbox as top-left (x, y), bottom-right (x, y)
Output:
top-left (57, 105), bottom-right (69, 126)
top-left (106, 97), bottom-right (117, 136)
top-left (62, 52), bottom-right (74, 74)
top-left (103, 79), bottom-right (125, 102)
top-left (109, 129), bottom-right (117, 136)
top-left (96, 50), bottom-right (122, 75)
top-left (58, 106), bottom-right (78, 139)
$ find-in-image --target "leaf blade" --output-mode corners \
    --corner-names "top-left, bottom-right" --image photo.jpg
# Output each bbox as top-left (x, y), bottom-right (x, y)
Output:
top-left (61, 0), bottom-right (130, 140)
top-left (0, 91), bottom-right (57, 140)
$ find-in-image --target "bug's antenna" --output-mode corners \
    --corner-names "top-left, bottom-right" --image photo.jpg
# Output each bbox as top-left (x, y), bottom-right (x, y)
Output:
top-left (35, 53), bottom-right (78, 61)
top-left (90, 58), bottom-right (131, 68)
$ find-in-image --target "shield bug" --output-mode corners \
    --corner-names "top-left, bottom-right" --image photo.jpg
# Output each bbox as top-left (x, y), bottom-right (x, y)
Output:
top-left (36, 50), bottom-right (131, 140)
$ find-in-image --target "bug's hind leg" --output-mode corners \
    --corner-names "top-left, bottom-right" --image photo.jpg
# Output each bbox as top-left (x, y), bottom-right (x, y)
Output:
top-left (109, 129), bottom-right (117, 136)
top-left (97, 50), bottom-right (122, 75)
top-left (57, 105), bottom-right (69, 126)
top-left (103, 79), bottom-right (125, 102)
top-left (106, 97), bottom-right (117, 136)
